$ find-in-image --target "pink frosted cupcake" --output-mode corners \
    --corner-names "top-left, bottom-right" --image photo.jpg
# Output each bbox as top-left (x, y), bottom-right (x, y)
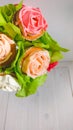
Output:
top-left (0, 34), bottom-right (16, 68)
top-left (14, 5), bottom-right (48, 40)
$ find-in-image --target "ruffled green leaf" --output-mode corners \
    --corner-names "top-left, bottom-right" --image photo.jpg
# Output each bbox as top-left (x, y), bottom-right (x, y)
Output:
top-left (41, 32), bottom-right (69, 52)
top-left (0, 9), bottom-right (6, 24)
top-left (0, 22), bottom-right (21, 39)
top-left (1, 4), bottom-right (16, 22)
top-left (26, 74), bottom-right (47, 96)
top-left (15, 0), bottom-right (23, 11)
top-left (51, 51), bottom-right (64, 62)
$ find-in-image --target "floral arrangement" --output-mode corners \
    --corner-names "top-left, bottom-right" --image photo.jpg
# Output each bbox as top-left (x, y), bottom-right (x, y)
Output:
top-left (0, 1), bottom-right (69, 97)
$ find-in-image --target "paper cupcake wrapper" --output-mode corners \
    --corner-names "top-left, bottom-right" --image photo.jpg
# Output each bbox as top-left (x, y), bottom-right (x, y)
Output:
top-left (0, 75), bottom-right (20, 92)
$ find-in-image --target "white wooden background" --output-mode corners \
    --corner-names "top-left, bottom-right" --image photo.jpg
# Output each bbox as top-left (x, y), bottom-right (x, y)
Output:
top-left (0, 61), bottom-right (73, 130)
top-left (0, 0), bottom-right (73, 129)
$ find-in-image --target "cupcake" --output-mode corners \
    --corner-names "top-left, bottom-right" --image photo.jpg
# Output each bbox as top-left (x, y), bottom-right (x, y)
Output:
top-left (21, 47), bottom-right (50, 78)
top-left (0, 34), bottom-right (16, 68)
top-left (14, 5), bottom-right (48, 41)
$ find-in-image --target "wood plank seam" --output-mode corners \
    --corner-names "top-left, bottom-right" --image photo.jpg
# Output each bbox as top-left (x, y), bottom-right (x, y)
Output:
top-left (3, 94), bottom-right (9, 130)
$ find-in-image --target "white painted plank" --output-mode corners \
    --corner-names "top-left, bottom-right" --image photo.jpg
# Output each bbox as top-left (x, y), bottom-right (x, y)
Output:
top-left (54, 66), bottom-right (73, 130)
top-left (38, 61), bottom-right (73, 130)
top-left (38, 71), bottom-right (59, 130)
top-left (0, 91), bottom-right (9, 130)
top-left (5, 93), bottom-right (40, 130)
top-left (58, 61), bottom-right (73, 95)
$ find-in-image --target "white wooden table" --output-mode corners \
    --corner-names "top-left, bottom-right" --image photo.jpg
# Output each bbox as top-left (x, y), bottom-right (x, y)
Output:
top-left (0, 61), bottom-right (73, 130)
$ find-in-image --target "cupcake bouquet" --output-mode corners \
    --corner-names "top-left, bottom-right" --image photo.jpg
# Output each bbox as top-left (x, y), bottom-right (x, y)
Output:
top-left (0, 1), bottom-right (69, 97)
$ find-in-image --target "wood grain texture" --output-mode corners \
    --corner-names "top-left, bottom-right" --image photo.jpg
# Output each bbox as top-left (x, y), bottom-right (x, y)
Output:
top-left (0, 91), bottom-right (9, 130)
top-left (0, 61), bottom-right (73, 130)
top-left (53, 66), bottom-right (73, 130)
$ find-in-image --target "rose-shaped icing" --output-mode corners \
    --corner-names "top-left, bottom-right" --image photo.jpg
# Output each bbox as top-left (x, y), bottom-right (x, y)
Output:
top-left (0, 75), bottom-right (20, 92)
top-left (21, 47), bottom-right (50, 78)
top-left (0, 34), bottom-right (16, 67)
top-left (15, 5), bottom-right (48, 40)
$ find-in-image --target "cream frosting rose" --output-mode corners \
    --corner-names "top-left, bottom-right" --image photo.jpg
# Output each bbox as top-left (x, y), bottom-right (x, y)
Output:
top-left (21, 47), bottom-right (50, 78)
top-left (14, 5), bottom-right (48, 40)
top-left (0, 75), bottom-right (20, 92)
top-left (0, 34), bottom-right (16, 67)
